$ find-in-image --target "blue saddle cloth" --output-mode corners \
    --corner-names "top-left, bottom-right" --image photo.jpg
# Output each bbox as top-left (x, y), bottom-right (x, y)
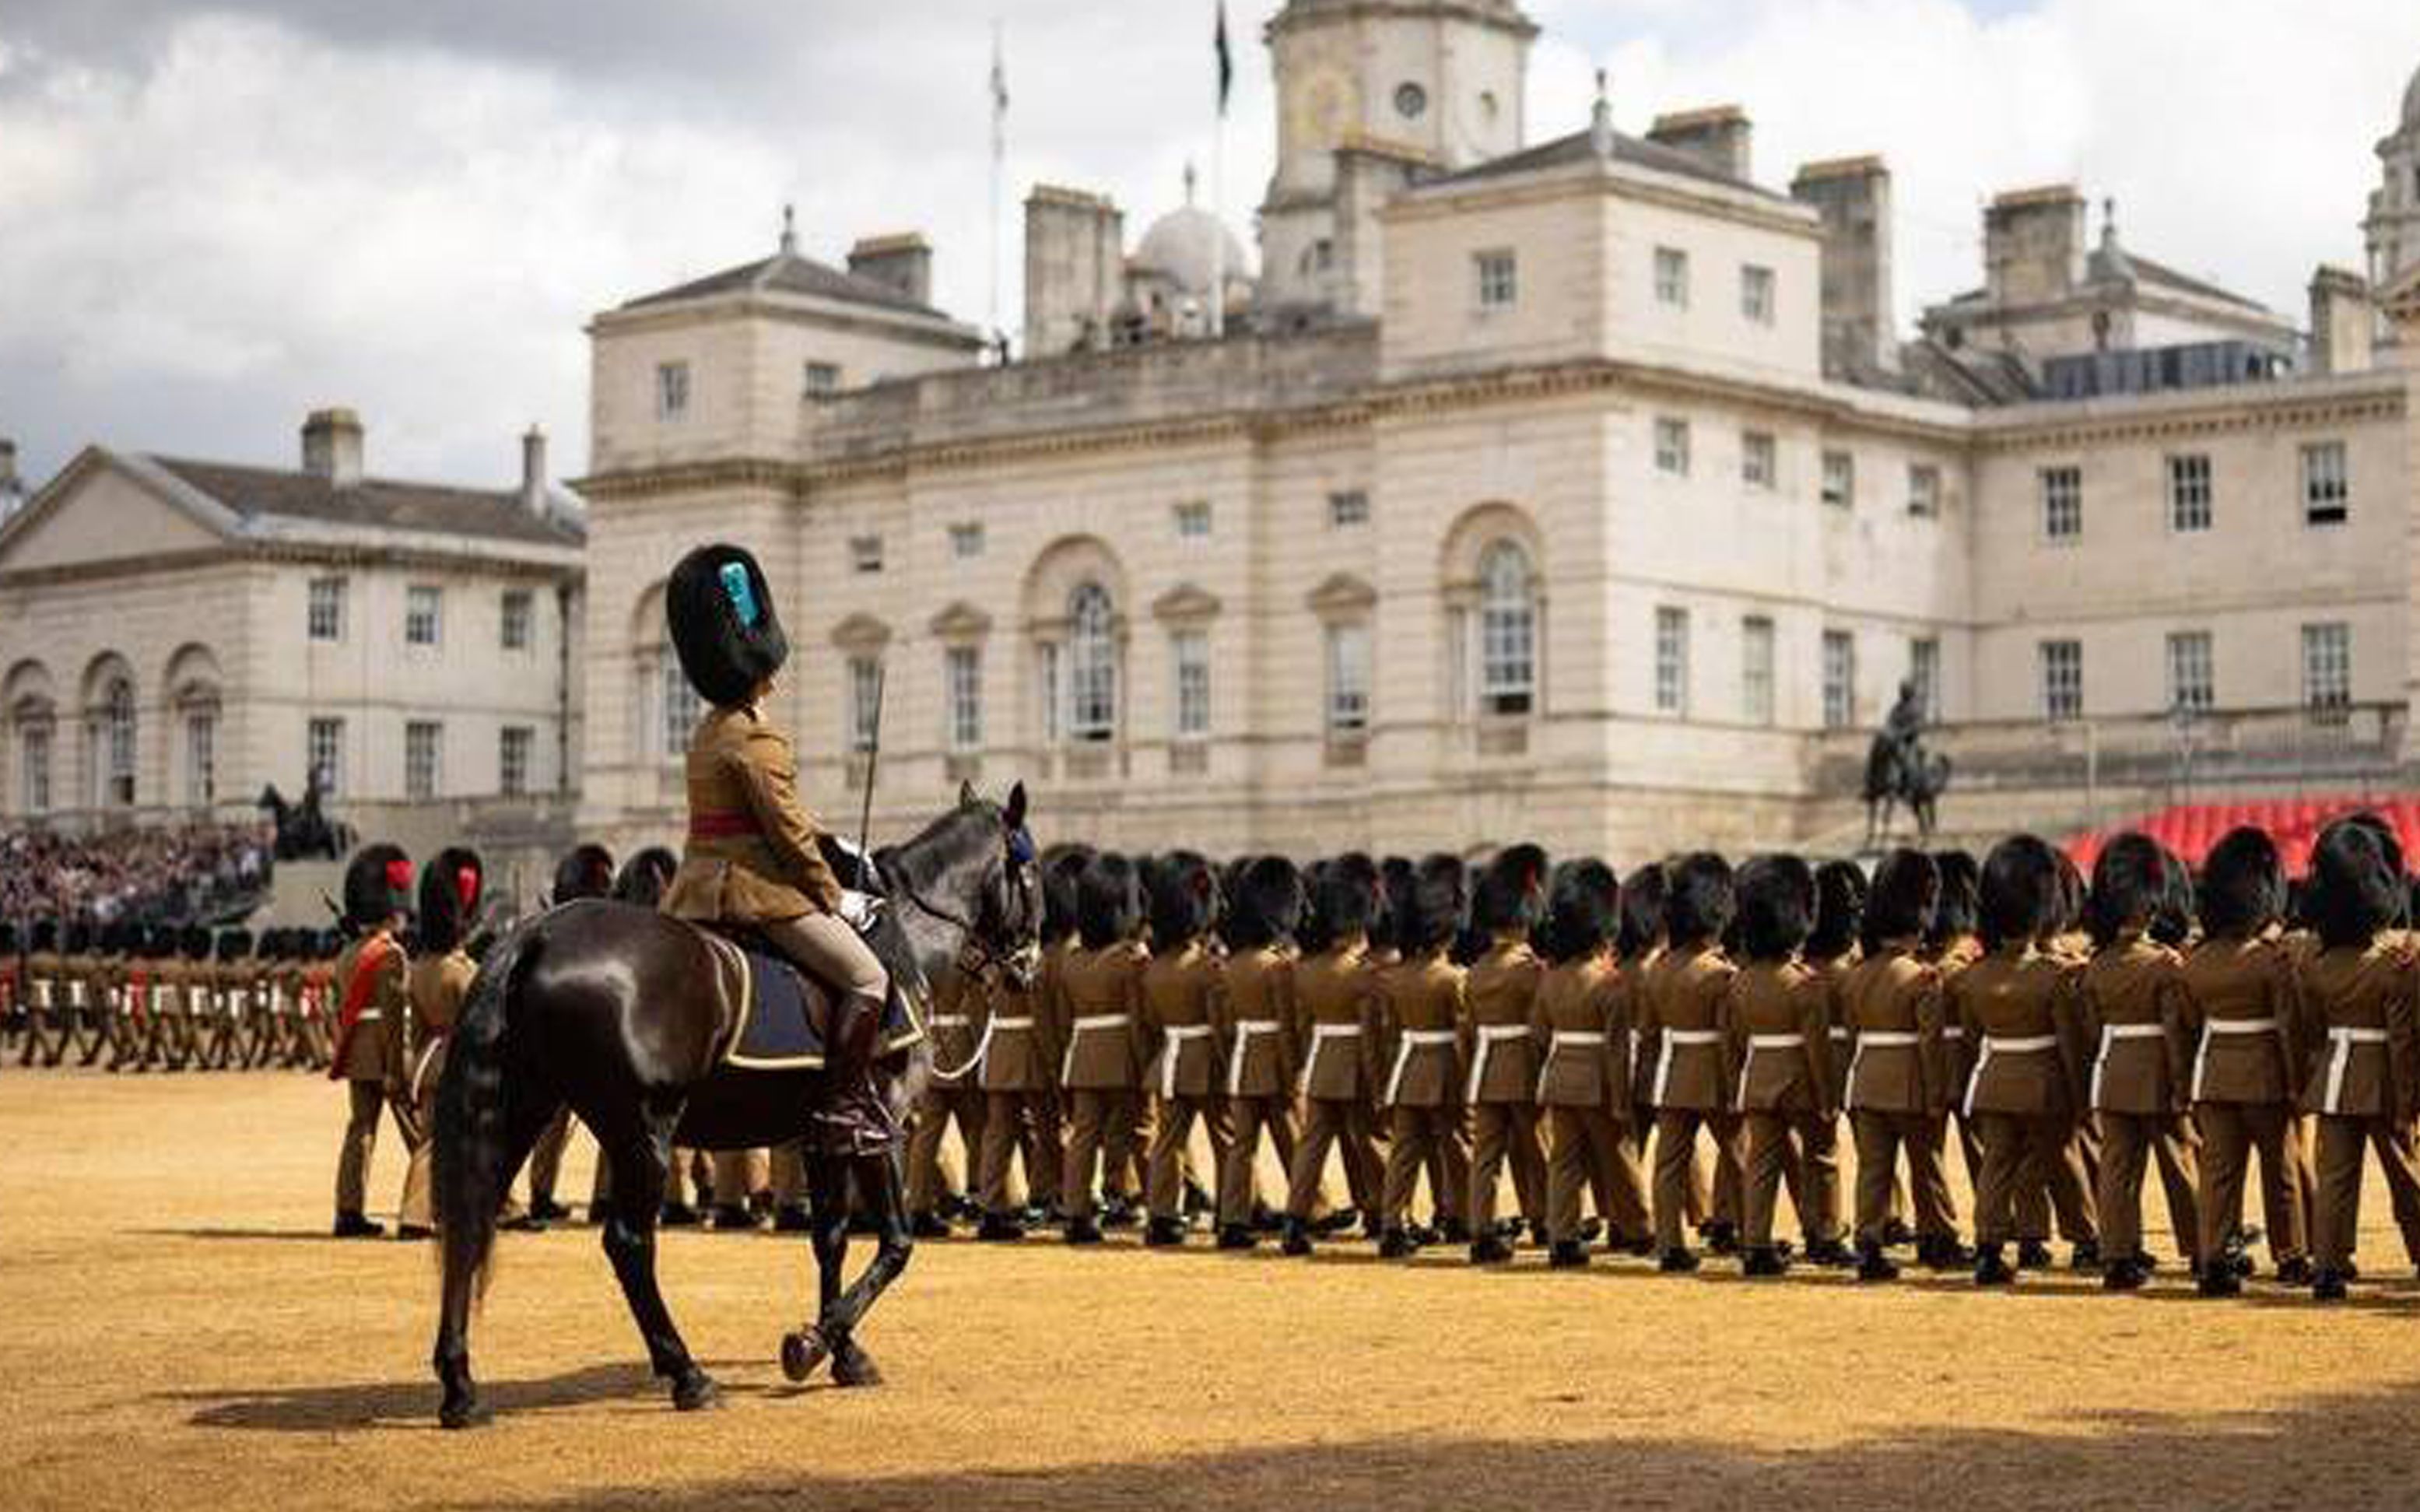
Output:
top-left (722, 939), bottom-right (926, 1073)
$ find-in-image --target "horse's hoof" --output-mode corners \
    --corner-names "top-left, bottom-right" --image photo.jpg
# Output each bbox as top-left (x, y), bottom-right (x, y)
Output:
top-left (672, 1369), bottom-right (721, 1412)
top-left (438, 1392), bottom-right (491, 1430)
top-left (831, 1340), bottom-right (885, 1388)
top-left (780, 1327), bottom-right (829, 1384)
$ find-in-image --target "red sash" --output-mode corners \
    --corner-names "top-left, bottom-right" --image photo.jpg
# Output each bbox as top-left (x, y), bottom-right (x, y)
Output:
top-left (326, 935), bottom-right (398, 1082)
top-left (126, 969), bottom-right (149, 1026)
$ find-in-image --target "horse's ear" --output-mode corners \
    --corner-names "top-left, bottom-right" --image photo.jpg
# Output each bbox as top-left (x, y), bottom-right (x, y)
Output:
top-left (1005, 781), bottom-right (1028, 830)
top-left (958, 779), bottom-right (979, 809)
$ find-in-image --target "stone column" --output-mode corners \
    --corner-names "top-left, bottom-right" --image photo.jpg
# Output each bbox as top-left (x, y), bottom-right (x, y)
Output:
top-left (2390, 272), bottom-right (2420, 768)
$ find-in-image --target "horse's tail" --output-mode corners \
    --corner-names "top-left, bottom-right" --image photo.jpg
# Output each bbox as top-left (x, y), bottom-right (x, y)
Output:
top-left (434, 921), bottom-right (541, 1307)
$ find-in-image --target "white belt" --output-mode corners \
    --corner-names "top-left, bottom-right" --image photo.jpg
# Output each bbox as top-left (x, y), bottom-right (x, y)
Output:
top-left (1538, 1029), bottom-right (1608, 1100)
top-left (1846, 1030), bottom-right (1919, 1109)
top-left (2323, 1026), bottom-right (2390, 1115)
top-left (989, 1014), bottom-right (1034, 1030)
top-left (1384, 1029), bottom-right (1457, 1107)
top-left (1465, 1023), bottom-right (1532, 1103)
top-left (1827, 1026), bottom-right (1852, 1041)
top-left (1735, 1033), bottom-right (1807, 1111)
top-left (1158, 1023), bottom-right (1214, 1100)
top-left (1299, 1022), bottom-right (1364, 1096)
top-left (929, 1013), bottom-right (971, 1029)
top-left (1227, 1019), bottom-right (1284, 1099)
top-left (2090, 1023), bottom-right (2168, 1109)
top-left (1963, 1033), bottom-right (2055, 1117)
top-left (1940, 1025), bottom-right (1964, 1040)
top-left (2190, 1016), bottom-right (2282, 1103)
top-left (1062, 1012), bottom-right (1131, 1084)
top-left (353, 1009), bottom-right (384, 1022)
top-left (409, 1037), bottom-right (445, 1107)
top-left (1653, 1028), bottom-right (1720, 1107)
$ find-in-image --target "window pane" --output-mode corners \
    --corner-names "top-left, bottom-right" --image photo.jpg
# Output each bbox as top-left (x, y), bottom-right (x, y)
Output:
top-left (500, 727), bottom-right (532, 797)
top-left (501, 590), bottom-right (533, 651)
top-left (1908, 465), bottom-right (1941, 518)
top-left (1067, 584), bottom-right (1117, 742)
top-left (1655, 608), bottom-right (1689, 716)
top-left (1822, 631), bottom-right (1857, 730)
top-left (1654, 247), bottom-right (1689, 307)
top-left (945, 647), bottom-right (984, 752)
top-left (184, 711), bottom-right (216, 806)
top-left (847, 658), bottom-right (882, 750)
top-left (2039, 640), bottom-right (2082, 721)
top-left (405, 586), bottom-right (443, 647)
top-left (2303, 442), bottom-right (2348, 526)
top-left (1477, 542), bottom-right (1534, 716)
top-left (1655, 417), bottom-right (1691, 476)
top-left (2040, 466), bottom-right (2082, 540)
top-left (1327, 490), bottom-right (1370, 528)
top-left (1173, 630), bottom-right (1210, 738)
top-left (949, 523), bottom-right (986, 559)
top-left (1822, 451), bottom-right (1854, 509)
top-left (1742, 431), bottom-right (1776, 489)
top-left (661, 649), bottom-right (701, 757)
top-left (405, 721), bottom-right (442, 801)
top-left (308, 717), bottom-right (345, 798)
top-left (1741, 616), bottom-right (1774, 726)
top-left (307, 577), bottom-right (345, 642)
top-left (1909, 637), bottom-right (1940, 718)
top-left (1475, 251), bottom-right (1518, 309)
top-left (1327, 623), bottom-right (1370, 735)
top-left (2167, 454), bottom-right (2212, 532)
top-left (2302, 622), bottom-right (2351, 709)
top-left (1741, 264), bottom-right (1774, 324)
top-left (2166, 631), bottom-right (2213, 712)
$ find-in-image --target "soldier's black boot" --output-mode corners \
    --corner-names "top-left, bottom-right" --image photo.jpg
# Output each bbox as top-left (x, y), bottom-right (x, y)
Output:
top-left (976, 1210), bottom-right (1025, 1242)
top-left (1215, 1223), bottom-right (1257, 1251)
top-left (1146, 1215), bottom-right (1191, 1249)
top-left (1803, 1236), bottom-right (1856, 1268)
top-left (1880, 1217), bottom-right (1917, 1249)
top-left (1064, 1216), bottom-right (1105, 1245)
top-left (1741, 1245), bottom-right (1788, 1278)
top-left (2275, 1254), bottom-right (2313, 1286)
top-left (773, 1203), bottom-right (812, 1233)
top-left (710, 1202), bottom-right (759, 1232)
top-left (1377, 1227), bottom-right (1417, 1260)
top-left (1469, 1233), bottom-right (1513, 1265)
top-left (1658, 1247), bottom-right (1700, 1274)
top-left (1973, 1243), bottom-right (2016, 1286)
top-left (2102, 1256), bottom-right (2148, 1291)
top-left (333, 1211), bottom-right (383, 1239)
top-left (1857, 1239), bottom-right (1900, 1282)
top-left (1438, 1218), bottom-right (1472, 1246)
top-left (908, 1210), bottom-right (952, 1240)
top-left (2068, 1240), bottom-right (2103, 1273)
top-left (1548, 1239), bottom-right (1588, 1269)
top-left (1278, 1217), bottom-right (1313, 1257)
top-left (2197, 1265), bottom-right (2243, 1298)
top-left (2014, 1238), bottom-right (2054, 1270)
top-left (1703, 1222), bottom-right (1740, 1256)
top-left (1918, 1233), bottom-right (1975, 1271)
top-left (2313, 1268), bottom-right (2349, 1303)
top-left (659, 1201), bottom-right (701, 1228)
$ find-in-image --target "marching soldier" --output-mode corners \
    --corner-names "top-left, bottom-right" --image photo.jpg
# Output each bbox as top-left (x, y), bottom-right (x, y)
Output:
top-left (907, 938), bottom-right (993, 1237)
top-left (1727, 855), bottom-right (1847, 1275)
top-left (1640, 854), bottom-right (1741, 1273)
top-left (201, 928), bottom-right (245, 1071)
top-left (1282, 854), bottom-right (1387, 1255)
top-left (1951, 836), bottom-right (2098, 1285)
top-left (1463, 846), bottom-right (1549, 1262)
top-left (1138, 853), bottom-right (1229, 1248)
top-left (2077, 835), bottom-right (2201, 1290)
top-left (1532, 859), bottom-right (1644, 1267)
top-left (2181, 826), bottom-right (2312, 1294)
top-left (1927, 851), bottom-right (1987, 1233)
top-left (330, 844), bottom-right (414, 1239)
top-left (1, 921), bottom-right (21, 1065)
top-left (1217, 857), bottom-right (1304, 1252)
top-left (1840, 850), bottom-right (1962, 1280)
top-left (24, 921), bottom-right (68, 1068)
top-left (398, 847), bottom-right (482, 1241)
top-left (1057, 852), bottom-right (1149, 1245)
top-left (1376, 854), bottom-right (1472, 1258)
top-left (973, 851), bottom-right (1079, 1240)
top-left (1619, 865), bottom-right (1700, 1243)
top-left (2293, 819), bottom-right (2420, 1301)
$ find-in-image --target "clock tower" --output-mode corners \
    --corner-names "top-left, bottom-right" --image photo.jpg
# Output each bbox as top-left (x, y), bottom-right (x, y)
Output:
top-left (1258, 0), bottom-right (1537, 315)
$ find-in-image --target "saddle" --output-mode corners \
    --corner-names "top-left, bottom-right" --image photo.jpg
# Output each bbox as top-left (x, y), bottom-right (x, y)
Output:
top-left (698, 923), bottom-right (924, 1157)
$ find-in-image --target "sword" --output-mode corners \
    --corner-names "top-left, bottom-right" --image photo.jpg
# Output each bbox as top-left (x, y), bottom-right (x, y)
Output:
top-left (853, 658), bottom-right (886, 892)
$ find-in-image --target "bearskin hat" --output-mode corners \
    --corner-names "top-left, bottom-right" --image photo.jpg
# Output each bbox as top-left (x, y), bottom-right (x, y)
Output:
top-left (29, 920), bottom-right (57, 953)
top-left (1303, 853), bottom-right (1381, 954)
top-left (1472, 844), bottom-right (1551, 936)
top-left (552, 843), bottom-right (616, 905)
top-left (1401, 854), bottom-right (1468, 955)
top-left (1808, 861), bottom-right (1868, 959)
top-left (666, 542), bottom-right (789, 709)
top-left (2085, 833), bottom-right (2170, 945)
top-left (342, 843), bottom-right (413, 930)
top-left (1978, 835), bottom-right (2062, 950)
top-left (1075, 851), bottom-right (1142, 950)
top-left (1541, 859), bottom-right (1620, 966)
top-left (1228, 856), bottom-right (1307, 950)
top-left (1929, 850), bottom-right (1980, 948)
top-left (2308, 819), bottom-right (2403, 949)
top-left (181, 924), bottom-right (212, 960)
top-left (215, 928), bottom-right (254, 962)
top-left (1375, 856), bottom-right (1415, 954)
top-left (2149, 846), bottom-right (2197, 948)
top-left (67, 921), bottom-right (96, 955)
top-left (1146, 851), bottom-right (1219, 948)
top-left (1042, 846), bottom-right (1093, 946)
top-left (1663, 852), bottom-right (1735, 947)
top-left (0, 921), bottom-right (16, 954)
top-left (1619, 863), bottom-right (1668, 958)
top-left (419, 846), bottom-right (485, 956)
top-left (1734, 854), bottom-right (1816, 963)
top-left (612, 847), bottom-right (679, 908)
top-left (1861, 849), bottom-right (1938, 950)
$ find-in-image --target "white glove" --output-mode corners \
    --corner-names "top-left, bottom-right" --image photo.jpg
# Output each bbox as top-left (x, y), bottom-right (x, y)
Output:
top-left (837, 891), bottom-right (881, 931)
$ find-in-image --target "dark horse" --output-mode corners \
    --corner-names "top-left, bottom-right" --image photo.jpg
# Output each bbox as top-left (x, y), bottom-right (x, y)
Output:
top-left (1863, 737), bottom-right (1952, 847)
top-left (430, 782), bottom-right (1039, 1428)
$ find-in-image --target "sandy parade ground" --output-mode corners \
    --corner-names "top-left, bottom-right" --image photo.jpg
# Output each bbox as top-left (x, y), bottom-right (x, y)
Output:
top-left (5, 1067), bottom-right (2420, 1511)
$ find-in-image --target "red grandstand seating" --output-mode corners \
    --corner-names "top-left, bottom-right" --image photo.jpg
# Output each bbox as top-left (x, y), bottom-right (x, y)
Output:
top-left (2064, 795), bottom-right (2420, 876)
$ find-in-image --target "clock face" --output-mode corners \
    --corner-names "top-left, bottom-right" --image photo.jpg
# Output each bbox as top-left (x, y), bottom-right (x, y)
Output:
top-left (1289, 65), bottom-right (1359, 149)
top-left (1394, 81), bottom-right (1427, 120)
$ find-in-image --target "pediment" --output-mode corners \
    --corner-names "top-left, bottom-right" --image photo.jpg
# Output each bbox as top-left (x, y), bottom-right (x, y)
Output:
top-left (927, 599), bottom-right (994, 640)
top-left (1151, 582), bottom-right (1222, 624)
top-left (0, 449), bottom-right (240, 575)
top-left (1306, 571), bottom-right (1377, 616)
top-left (828, 612), bottom-right (893, 651)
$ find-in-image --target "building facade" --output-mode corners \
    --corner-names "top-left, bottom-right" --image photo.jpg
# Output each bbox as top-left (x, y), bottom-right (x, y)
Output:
top-left (576, 2), bottom-right (2420, 861)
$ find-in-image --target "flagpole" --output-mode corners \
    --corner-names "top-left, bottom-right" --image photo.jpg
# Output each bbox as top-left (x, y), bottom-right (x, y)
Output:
top-left (988, 18), bottom-right (1006, 353)
top-left (1209, 1), bottom-right (1228, 339)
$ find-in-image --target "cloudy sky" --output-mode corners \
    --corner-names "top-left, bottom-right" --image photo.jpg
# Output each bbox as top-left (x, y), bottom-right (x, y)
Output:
top-left (2, 0), bottom-right (2416, 491)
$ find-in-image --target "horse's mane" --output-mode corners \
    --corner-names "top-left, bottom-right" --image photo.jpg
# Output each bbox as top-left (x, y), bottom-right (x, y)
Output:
top-left (882, 801), bottom-right (1001, 894)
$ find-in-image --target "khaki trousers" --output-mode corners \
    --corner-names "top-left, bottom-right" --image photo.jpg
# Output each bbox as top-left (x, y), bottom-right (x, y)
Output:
top-left (1380, 1106), bottom-right (1469, 1230)
top-left (1742, 1109), bottom-right (1840, 1248)
top-left (2096, 1110), bottom-right (2200, 1264)
top-left (1468, 1103), bottom-right (1547, 1234)
top-left (1060, 1089), bottom-right (1135, 1223)
top-left (1852, 1110), bottom-right (1956, 1244)
top-left (976, 1090), bottom-right (1047, 1215)
top-left (713, 1148), bottom-right (770, 1209)
top-left (524, 1107), bottom-right (573, 1205)
top-left (2195, 1102), bottom-right (2307, 1265)
top-left (906, 1082), bottom-right (985, 1216)
top-left (1545, 1107), bottom-right (1649, 1244)
top-left (1653, 1110), bottom-right (1740, 1253)
top-left (1974, 1113), bottom-right (2097, 1246)
top-left (1287, 1097), bottom-right (1384, 1220)
top-left (1149, 1094), bottom-right (1233, 1220)
top-left (1219, 1096), bottom-right (1293, 1228)
top-left (334, 1079), bottom-right (402, 1219)
top-left (759, 911), bottom-right (889, 1010)
top-left (2311, 1114), bottom-right (2420, 1272)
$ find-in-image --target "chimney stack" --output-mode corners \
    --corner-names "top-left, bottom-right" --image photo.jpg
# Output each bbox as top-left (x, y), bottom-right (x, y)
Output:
top-left (520, 425), bottom-right (549, 516)
top-left (1790, 156), bottom-right (1897, 378)
top-left (847, 233), bottom-right (934, 307)
top-left (1024, 185), bottom-right (1125, 357)
top-left (300, 408), bottom-right (364, 489)
top-left (2308, 265), bottom-right (2374, 377)
top-left (1983, 184), bottom-right (2087, 307)
top-left (1647, 105), bottom-right (1752, 182)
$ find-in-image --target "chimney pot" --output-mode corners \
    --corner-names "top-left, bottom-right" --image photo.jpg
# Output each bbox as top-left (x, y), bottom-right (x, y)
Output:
top-left (520, 425), bottom-right (549, 516)
top-left (300, 408), bottom-right (364, 489)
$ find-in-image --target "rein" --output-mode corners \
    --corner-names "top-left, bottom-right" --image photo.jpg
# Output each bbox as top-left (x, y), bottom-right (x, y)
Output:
top-left (889, 860), bottom-right (1038, 1084)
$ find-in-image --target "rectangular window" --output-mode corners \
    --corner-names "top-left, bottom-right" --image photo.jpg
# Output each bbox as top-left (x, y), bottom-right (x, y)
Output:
top-left (405, 585), bottom-right (443, 647)
top-left (2039, 640), bottom-right (2083, 721)
top-left (1908, 464), bottom-right (1942, 519)
top-left (2302, 622), bottom-right (2352, 711)
top-left (1326, 623), bottom-right (1371, 736)
top-left (1654, 246), bottom-right (1690, 307)
top-left (1173, 630), bottom-right (1211, 739)
top-left (1475, 249), bottom-right (1517, 310)
top-left (184, 712), bottom-right (216, 807)
top-left (307, 577), bottom-right (346, 642)
top-left (1327, 490), bottom-right (1370, 528)
top-left (850, 535), bottom-right (884, 574)
top-left (307, 717), bottom-right (345, 798)
top-left (802, 360), bottom-right (841, 397)
top-left (1173, 501), bottom-right (1212, 540)
top-left (847, 657), bottom-right (882, 752)
top-left (1909, 637), bottom-right (1941, 720)
top-left (19, 727), bottom-right (50, 815)
top-left (1740, 264), bottom-right (1775, 325)
top-left (1821, 451), bottom-right (1854, 510)
top-left (1741, 616), bottom-right (1775, 727)
top-left (2167, 454), bottom-right (2212, 533)
top-left (945, 647), bottom-right (984, 753)
top-left (1654, 607), bottom-right (1690, 716)
top-left (661, 657), bottom-right (701, 760)
top-left (2303, 441), bottom-right (2348, 526)
top-left (1822, 630), bottom-right (1857, 730)
top-left (499, 725), bottom-right (533, 797)
top-left (1038, 642), bottom-right (1063, 745)
top-left (404, 721), bottom-right (442, 802)
top-left (1654, 417), bottom-right (1691, 476)
top-left (655, 360), bottom-right (690, 419)
top-left (500, 589), bottom-right (533, 651)
top-left (1741, 431), bottom-right (1776, 490)
top-left (2166, 630), bottom-right (2214, 713)
top-left (949, 522), bottom-right (986, 560)
top-left (2040, 465), bottom-right (2082, 541)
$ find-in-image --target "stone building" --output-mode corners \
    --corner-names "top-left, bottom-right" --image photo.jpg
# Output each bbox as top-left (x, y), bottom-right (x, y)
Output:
top-left (0, 409), bottom-right (586, 863)
top-left (575, 2), bottom-right (2420, 861)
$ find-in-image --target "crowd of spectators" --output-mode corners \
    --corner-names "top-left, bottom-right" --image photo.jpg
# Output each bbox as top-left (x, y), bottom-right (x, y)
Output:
top-left (0, 822), bottom-right (274, 926)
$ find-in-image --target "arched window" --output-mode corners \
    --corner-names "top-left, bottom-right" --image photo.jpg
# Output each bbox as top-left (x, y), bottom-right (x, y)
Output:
top-left (1477, 541), bottom-right (1535, 716)
top-left (661, 640), bottom-right (702, 758)
top-left (101, 676), bottom-right (136, 807)
top-left (1066, 582), bottom-right (1117, 742)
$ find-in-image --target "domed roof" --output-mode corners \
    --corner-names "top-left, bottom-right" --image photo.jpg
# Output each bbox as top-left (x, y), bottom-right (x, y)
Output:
top-left (1132, 205), bottom-right (1250, 296)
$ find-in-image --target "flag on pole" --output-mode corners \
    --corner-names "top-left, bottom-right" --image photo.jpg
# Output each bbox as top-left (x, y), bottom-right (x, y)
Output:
top-left (1214, 1), bottom-right (1233, 118)
top-left (990, 21), bottom-right (1009, 155)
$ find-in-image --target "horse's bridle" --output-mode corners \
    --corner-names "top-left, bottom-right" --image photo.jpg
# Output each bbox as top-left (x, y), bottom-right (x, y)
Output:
top-left (892, 844), bottom-right (1041, 985)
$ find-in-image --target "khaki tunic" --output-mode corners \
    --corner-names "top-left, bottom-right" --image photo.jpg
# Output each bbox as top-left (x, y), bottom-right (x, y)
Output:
top-left (2180, 935), bottom-right (2302, 1106)
top-left (1950, 948), bottom-right (2087, 1117)
top-left (1638, 946), bottom-right (1738, 1111)
top-left (1725, 960), bottom-right (1833, 1114)
top-left (2293, 940), bottom-right (2420, 1119)
top-left (660, 701), bottom-right (845, 926)
top-left (2075, 935), bottom-right (2194, 1114)
top-left (1531, 957), bottom-right (1626, 1112)
top-left (1295, 944), bottom-right (1382, 1101)
top-left (1057, 940), bottom-right (1147, 1091)
top-left (1378, 953), bottom-right (1466, 1109)
top-left (1139, 941), bottom-right (1222, 1100)
top-left (1221, 945), bottom-right (1296, 1100)
top-left (405, 951), bottom-right (475, 1094)
top-left (331, 932), bottom-right (406, 1086)
top-left (1464, 938), bottom-right (1545, 1105)
top-left (1839, 947), bottom-right (1950, 1114)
